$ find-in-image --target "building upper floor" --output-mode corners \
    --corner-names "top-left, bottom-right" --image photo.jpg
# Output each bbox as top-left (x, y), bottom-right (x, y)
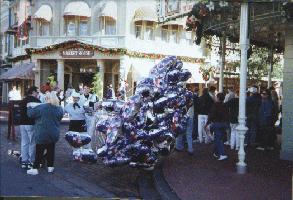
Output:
top-left (1, 0), bottom-right (204, 59)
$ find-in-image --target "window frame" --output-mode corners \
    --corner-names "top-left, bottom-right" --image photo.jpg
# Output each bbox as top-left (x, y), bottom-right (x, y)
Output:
top-left (99, 16), bottom-right (117, 35)
top-left (64, 16), bottom-right (89, 36)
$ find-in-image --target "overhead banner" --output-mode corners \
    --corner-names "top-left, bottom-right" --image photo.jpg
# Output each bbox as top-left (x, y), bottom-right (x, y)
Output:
top-left (157, 0), bottom-right (194, 22)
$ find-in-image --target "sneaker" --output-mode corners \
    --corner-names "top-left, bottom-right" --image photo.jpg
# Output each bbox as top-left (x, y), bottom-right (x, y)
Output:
top-left (218, 155), bottom-right (228, 161)
top-left (256, 147), bottom-right (265, 151)
top-left (27, 168), bottom-right (38, 175)
top-left (48, 167), bottom-right (54, 173)
top-left (213, 153), bottom-right (219, 158)
top-left (21, 162), bottom-right (27, 169)
top-left (224, 141), bottom-right (230, 145)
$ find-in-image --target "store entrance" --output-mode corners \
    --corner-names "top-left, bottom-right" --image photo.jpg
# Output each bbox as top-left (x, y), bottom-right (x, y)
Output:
top-left (65, 59), bottom-right (97, 90)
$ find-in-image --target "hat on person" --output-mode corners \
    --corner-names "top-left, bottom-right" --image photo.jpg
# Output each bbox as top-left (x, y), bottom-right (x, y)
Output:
top-left (71, 91), bottom-right (80, 98)
top-left (249, 87), bottom-right (258, 94)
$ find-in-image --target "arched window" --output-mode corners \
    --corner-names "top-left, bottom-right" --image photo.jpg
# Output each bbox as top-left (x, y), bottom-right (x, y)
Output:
top-left (99, 16), bottom-right (116, 35)
top-left (133, 7), bottom-right (157, 40)
top-left (63, 1), bottom-right (91, 36)
top-left (32, 5), bottom-right (52, 36)
top-left (97, 1), bottom-right (117, 35)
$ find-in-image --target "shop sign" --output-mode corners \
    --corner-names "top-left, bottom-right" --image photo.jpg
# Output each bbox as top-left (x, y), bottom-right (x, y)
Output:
top-left (61, 48), bottom-right (94, 58)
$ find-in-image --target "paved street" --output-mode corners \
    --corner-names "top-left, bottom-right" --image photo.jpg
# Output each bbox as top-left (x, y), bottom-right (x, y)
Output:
top-left (0, 121), bottom-right (140, 198)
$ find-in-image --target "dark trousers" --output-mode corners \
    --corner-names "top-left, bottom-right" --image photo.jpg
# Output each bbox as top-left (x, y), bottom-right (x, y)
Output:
top-left (33, 143), bottom-right (55, 168)
top-left (259, 126), bottom-right (275, 149)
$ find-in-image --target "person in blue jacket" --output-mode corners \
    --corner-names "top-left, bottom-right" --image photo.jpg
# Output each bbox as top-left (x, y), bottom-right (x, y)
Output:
top-left (26, 92), bottom-right (64, 175)
top-left (256, 89), bottom-right (276, 151)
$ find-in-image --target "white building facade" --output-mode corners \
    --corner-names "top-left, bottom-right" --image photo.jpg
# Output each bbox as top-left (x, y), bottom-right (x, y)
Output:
top-left (1, 0), bottom-right (205, 101)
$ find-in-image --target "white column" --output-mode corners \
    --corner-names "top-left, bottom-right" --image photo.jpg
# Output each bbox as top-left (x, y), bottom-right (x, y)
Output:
top-left (120, 55), bottom-right (129, 100)
top-left (57, 59), bottom-right (64, 91)
top-left (119, 55), bottom-right (128, 81)
top-left (236, 3), bottom-right (249, 174)
top-left (97, 60), bottom-right (105, 99)
top-left (219, 34), bottom-right (226, 93)
top-left (267, 47), bottom-right (273, 88)
top-left (34, 59), bottom-right (41, 88)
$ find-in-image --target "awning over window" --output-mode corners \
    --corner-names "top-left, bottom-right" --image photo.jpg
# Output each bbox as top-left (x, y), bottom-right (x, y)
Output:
top-left (64, 1), bottom-right (91, 17)
top-left (32, 5), bottom-right (53, 22)
top-left (0, 62), bottom-right (35, 81)
top-left (98, 1), bottom-right (117, 20)
top-left (133, 6), bottom-right (158, 22)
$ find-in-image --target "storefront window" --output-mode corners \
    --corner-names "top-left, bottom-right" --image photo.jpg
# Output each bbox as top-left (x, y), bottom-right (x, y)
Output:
top-left (161, 25), bottom-right (169, 42)
top-left (99, 16), bottom-right (116, 35)
top-left (38, 21), bottom-right (50, 36)
top-left (170, 25), bottom-right (179, 43)
top-left (66, 20), bottom-right (76, 36)
top-left (145, 21), bottom-right (155, 40)
top-left (135, 21), bottom-right (143, 39)
top-left (79, 20), bottom-right (88, 36)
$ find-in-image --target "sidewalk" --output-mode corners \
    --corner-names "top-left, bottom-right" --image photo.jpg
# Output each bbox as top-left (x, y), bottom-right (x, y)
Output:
top-left (162, 143), bottom-right (292, 200)
top-left (0, 123), bottom-right (140, 198)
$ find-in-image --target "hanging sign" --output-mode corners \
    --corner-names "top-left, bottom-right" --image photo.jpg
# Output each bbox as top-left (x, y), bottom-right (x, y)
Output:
top-left (61, 48), bottom-right (94, 58)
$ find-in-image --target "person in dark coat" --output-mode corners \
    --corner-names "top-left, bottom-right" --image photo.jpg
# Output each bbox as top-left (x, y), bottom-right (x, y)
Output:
top-left (225, 95), bottom-right (239, 150)
top-left (256, 89), bottom-right (276, 151)
top-left (246, 86), bottom-right (261, 146)
top-left (19, 86), bottom-right (41, 169)
top-left (206, 93), bottom-right (229, 160)
top-left (26, 92), bottom-right (64, 175)
top-left (197, 88), bottom-right (214, 143)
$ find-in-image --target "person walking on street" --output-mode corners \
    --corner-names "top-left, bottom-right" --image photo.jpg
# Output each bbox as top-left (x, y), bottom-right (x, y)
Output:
top-left (206, 93), bottom-right (229, 161)
top-left (19, 86), bottom-right (41, 169)
top-left (257, 89), bottom-right (276, 151)
top-left (26, 92), bottom-right (63, 175)
top-left (197, 88), bottom-right (215, 143)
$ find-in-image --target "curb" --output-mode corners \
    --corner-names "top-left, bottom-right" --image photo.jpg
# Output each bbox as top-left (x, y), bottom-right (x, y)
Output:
top-left (138, 170), bottom-right (161, 200)
top-left (152, 166), bottom-right (180, 200)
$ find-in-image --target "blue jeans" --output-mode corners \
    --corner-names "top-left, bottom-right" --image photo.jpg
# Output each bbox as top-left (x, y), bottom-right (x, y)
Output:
top-left (20, 125), bottom-right (36, 163)
top-left (210, 122), bottom-right (228, 156)
top-left (176, 117), bottom-right (193, 153)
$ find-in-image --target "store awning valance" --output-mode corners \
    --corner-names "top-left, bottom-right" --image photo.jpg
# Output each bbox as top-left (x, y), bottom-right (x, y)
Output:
top-left (98, 1), bottom-right (117, 20)
top-left (161, 17), bottom-right (187, 28)
top-left (0, 62), bottom-right (35, 81)
top-left (32, 5), bottom-right (53, 22)
top-left (133, 6), bottom-right (158, 22)
top-left (64, 1), bottom-right (91, 17)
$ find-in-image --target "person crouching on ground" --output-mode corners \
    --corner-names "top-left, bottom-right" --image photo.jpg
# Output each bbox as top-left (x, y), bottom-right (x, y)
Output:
top-left (64, 91), bottom-right (87, 132)
top-left (26, 92), bottom-right (64, 175)
top-left (19, 86), bottom-right (41, 169)
top-left (206, 93), bottom-right (229, 161)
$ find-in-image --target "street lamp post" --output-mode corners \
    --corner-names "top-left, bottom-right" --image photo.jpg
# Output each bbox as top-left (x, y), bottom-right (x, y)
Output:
top-left (236, 2), bottom-right (249, 174)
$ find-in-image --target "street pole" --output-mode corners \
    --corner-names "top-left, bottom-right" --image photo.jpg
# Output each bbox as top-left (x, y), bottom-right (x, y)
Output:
top-left (219, 33), bottom-right (226, 93)
top-left (236, 2), bottom-right (249, 174)
top-left (268, 47), bottom-right (273, 88)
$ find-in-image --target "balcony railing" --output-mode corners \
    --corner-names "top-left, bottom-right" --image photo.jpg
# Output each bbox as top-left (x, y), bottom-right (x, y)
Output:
top-left (30, 35), bottom-right (126, 49)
